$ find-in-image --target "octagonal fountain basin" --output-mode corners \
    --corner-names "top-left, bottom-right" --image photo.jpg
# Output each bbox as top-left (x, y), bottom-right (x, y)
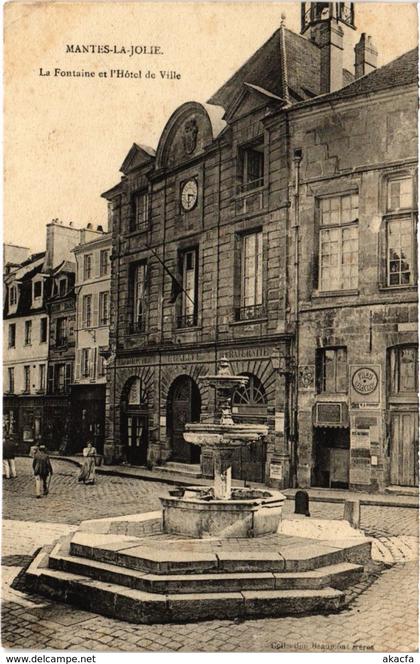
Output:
top-left (160, 486), bottom-right (286, 539)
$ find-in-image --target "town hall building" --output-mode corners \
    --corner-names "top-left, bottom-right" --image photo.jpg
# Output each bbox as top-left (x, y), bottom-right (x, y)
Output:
top-left (102, 3), bottom-right (418, 491)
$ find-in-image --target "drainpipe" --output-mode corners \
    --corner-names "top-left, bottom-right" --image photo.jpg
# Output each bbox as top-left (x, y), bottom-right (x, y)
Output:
top-left (292, 148), bottom-right (302, 487)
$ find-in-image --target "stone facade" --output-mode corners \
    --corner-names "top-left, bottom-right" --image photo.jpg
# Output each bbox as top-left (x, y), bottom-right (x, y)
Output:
top-left (102, 6), bottom-right (418, 491)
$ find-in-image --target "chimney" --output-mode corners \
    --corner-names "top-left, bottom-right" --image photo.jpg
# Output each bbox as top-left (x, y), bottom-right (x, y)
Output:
top-left (354, 34), bottom-right (378, 78)
top-left (311, 19), bottom-right (344, 93)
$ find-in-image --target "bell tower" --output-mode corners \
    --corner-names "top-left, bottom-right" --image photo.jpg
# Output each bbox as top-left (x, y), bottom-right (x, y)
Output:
top-left (301, 3), bottom-right (357, 94)
top-left (301, 3), bottom-right (356, 34)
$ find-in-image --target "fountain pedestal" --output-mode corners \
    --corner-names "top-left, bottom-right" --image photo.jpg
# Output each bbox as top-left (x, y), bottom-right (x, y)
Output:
top-left (160, 358), bottom-right (286, 538)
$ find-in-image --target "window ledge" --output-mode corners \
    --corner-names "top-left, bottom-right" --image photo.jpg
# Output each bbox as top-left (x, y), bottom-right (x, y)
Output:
top-left (175, 325), bottom-right (201, 333)
top-left (312, 289), bottom-right (359, 299)
top-left (230, 317), bottom-right (268, 326)
top-left (378, 284), bottom-right (417, 292)
top-left (126, 227), bottom-right (149, 238)
top-left (315, 393), bottom-right (348, 401)
top-left (234, 184), bottom-right (267, 200)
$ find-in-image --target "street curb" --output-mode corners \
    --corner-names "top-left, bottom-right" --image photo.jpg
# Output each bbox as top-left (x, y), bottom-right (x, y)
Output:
top-left (47, 456), bottom-right (419, 509)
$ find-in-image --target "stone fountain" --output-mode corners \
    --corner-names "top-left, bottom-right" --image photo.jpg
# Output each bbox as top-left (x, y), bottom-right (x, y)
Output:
top-left (160, 358), bottom-right (286, 538)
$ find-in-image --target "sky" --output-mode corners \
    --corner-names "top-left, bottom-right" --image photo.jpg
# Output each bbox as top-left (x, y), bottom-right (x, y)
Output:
top-left (4, 1), bottom-right (418, 253)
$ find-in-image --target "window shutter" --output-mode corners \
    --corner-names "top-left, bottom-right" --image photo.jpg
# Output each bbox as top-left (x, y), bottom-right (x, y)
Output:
top-left (65, 363), bottom-right (72, 391)
top-left (93, 293), bottom-right (99, 328)
top-left (89, 348), bottom-right (95, 379)
top-left (75, 350), bottom-right (81, 380)
top-left (47, 365), bottom-right (54, 394)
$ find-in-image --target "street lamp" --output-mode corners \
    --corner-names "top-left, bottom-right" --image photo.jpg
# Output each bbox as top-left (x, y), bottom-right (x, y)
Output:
top-left (271, 350), bottom-right (297, 377)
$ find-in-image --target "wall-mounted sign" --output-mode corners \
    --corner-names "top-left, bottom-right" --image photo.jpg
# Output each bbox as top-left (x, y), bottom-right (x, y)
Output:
top-left (352, 368), bottom-right (378, 395)
top-left (350, 365), bottom-right (381, 407)
top-left (275, 412), bottom-right (285, 433)
top-left (270, 463), bottom-right (283, 480)
top-left (298, 365), bottom-right (315, 390)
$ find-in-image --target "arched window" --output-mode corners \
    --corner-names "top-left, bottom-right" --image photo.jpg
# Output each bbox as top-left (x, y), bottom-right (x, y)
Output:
top-left (232, 373), bottom-right (267, 421)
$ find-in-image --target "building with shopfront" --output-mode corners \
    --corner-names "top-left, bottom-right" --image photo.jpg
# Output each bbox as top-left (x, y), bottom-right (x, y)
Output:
top-left (102, 3), bottom-right (418, 490)
top-left (71, 227), bottom-right (111, 454)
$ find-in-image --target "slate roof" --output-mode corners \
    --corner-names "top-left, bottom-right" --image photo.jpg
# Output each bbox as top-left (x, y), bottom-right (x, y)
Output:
top-left (294, 46), bottom-right (419, 109)
top-left (208, 28), bottom-right (321, 109)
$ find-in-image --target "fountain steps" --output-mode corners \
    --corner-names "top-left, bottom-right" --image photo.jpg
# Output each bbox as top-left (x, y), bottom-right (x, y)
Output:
top-left (49, 552), bottom-right (364, 593)
top-left (23, 529), bottom-right (370, 623)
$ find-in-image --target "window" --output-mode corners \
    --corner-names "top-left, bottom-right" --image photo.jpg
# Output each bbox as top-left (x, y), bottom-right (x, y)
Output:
top-left (389, 345), bottom-right (418, 395)
top-left (238, 141), bottom-right (264, 194)
top-left (39, 364), bottom-right (46, 392)
top-left (98, 353), bottom-right (106, 377)
top-left (59, 278), bottom-right (67, 296)
top-left (318, 193), bottom-right (359, 292)
top-left (100, 249), bottom-right (110, 276)
top-left (178, 249), bottom-right (198, 328)
top-left (82, 294), bottom-right (92, 327)
top-left (24, 365), bottom-right (31, 393)
top-left (56, 317), bottom-right (68, 345)
top-left (99, 291), bottom-right (110, 326)
top-left (316, 347), bottom-right (348, 393)
top-left (387, 218), bottom-right (414, 286)
top-left (8, 323), bottom-right (16, 348)
top-left (387, 176), bottom-right (413, 212)
top-left (131, 263), bottom-right (147, 332)
top-left (84, 254), bottom-right (92, 280)
top-left (236, 231), bottom-right (264, 321)
top-left (383, 175), bottom-right (416, 288)
top-left (9, 285), bottom-right (17, 306)
top-left (40, 318), bottom-right (48, 343)
top-left (33, 281), bottom-right (42, 300)
top-left (131, 191), bottom-right (149, 232)
top-left (81, 349), bottom-right (90, 377)
top-left (8, 368), bottom-right (14, 394)
top-left (233, 374), bottom-right (267, 414)
top-left (24, 320), bottom-right (32, 346)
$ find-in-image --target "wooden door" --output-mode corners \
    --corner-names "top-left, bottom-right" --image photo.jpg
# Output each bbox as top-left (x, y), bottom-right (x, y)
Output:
top-left (390, 411), bottom-right (419, 486)
top-left (170, 377), bottom-right (201, 463)
top-left (126, 415), bottom-right (148, 466)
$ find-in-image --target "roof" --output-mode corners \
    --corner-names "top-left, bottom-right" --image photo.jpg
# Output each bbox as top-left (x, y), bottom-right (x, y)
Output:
top-left (294, 47), bottom-right (418, 109)
top-left (208, 27), bottom-right (321, 109)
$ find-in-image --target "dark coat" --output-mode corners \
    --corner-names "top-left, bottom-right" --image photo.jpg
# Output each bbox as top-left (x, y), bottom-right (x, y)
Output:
top-left (3, 439), bottom-right (16, 460)
top-left (33, 451), bottom-right (53, 478)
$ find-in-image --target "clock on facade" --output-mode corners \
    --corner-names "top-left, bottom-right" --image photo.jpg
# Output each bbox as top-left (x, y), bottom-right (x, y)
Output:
top-left (181, 179), bottom-right (198, 211)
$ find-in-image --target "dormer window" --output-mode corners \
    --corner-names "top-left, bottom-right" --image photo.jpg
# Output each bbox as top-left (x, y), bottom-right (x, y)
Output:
top-left (59, 278), bottom-right (67, 297)
top-left (9, 285), bottom-right (17, 307)
top-left (237, 140), bottom-right (264, 194)
top-left (33, 280), bottom-right (42, 302)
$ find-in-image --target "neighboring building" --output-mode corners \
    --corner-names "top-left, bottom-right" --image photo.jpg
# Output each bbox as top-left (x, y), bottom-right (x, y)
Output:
top-left (71, 227), bottom-right (111, 454)
top-left (3, 252), bottom-right (49, 448)
top-left (3, 244), bottom-right (30, 276)
top-left (3, 220), bottom-right (82, 449)
top-left (44, 261), bottom-right (76, 452)
top-left (102, 3), bottom-right (418, 491)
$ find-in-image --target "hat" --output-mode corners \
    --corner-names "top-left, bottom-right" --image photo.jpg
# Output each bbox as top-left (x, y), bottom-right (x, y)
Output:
top-left (39, 445), bottom-right (46, 450)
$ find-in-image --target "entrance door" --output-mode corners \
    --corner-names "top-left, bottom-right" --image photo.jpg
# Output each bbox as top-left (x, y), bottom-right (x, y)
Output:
top-left (168, 376), bottom-right (201, 463)
top-left (314, 427), bottom-right (350, 488)
top-left (126, 414), bottom-right (148, 466)
top-left (390, 411), bottom-right (419, 486)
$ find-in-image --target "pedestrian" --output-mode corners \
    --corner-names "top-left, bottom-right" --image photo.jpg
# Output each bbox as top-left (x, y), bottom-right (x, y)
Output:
top-left (78, 441), bottom-right (96, 485)
top-left (33, 445), bottom-right (53, 498)
top-left (3, 438), bottom-right (17, 479)
top-left (29, 442), bottom-right (39, 458)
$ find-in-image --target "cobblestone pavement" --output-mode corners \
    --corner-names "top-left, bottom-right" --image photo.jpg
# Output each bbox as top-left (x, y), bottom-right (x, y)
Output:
top-left (2, 458), bottom-right (419, 652)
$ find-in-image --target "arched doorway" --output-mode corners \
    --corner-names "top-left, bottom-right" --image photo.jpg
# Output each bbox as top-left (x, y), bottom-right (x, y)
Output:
top-left (167, 375), bottom-right (201, 463)
top-left (231, 372), bottom-right (268, 482)
top-left (121, 377), bottom-right (149, 466)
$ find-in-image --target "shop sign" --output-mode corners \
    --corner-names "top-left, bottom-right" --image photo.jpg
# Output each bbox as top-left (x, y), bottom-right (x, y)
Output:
top-left (352, 368), bottom-right (378, 395)
top-left (350, 365), bottom-right (381, 406)
top-left (270, 463), bottom-right (283, 480)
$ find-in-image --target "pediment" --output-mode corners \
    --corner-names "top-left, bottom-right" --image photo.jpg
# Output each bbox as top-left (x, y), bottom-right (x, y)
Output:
top-left (120, 143), bottom-right (156, 175)
top-left (224, 84), bottom-right (283, 123)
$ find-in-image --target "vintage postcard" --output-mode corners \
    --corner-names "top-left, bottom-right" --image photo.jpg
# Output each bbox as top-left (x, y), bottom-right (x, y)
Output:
top-left (2, 0), bottom-right (419, 655)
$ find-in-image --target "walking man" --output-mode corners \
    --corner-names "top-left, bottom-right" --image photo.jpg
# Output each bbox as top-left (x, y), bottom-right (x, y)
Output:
top-left (33, 445), bottom-right (53, 498)
top-left (3, 437), bottom-right (17, 479)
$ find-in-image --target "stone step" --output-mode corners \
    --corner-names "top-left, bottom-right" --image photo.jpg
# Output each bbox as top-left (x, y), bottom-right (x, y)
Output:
top-left (159, 462), bottom-right (202, 477)
top-left (385, 485), bottom-right (419, 497)
top-left (50, 551), bottom-right (364, 594)
top-left (33, 567), bottom-right (346, 623)
top-left (70, 532), bottom-right (371, 575)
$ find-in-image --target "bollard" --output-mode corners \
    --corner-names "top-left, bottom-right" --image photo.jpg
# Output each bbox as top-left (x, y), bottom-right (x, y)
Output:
top-left (343, 499), bottom-right (360, 529)
top-left (294, 490), bottom-right (310, 517)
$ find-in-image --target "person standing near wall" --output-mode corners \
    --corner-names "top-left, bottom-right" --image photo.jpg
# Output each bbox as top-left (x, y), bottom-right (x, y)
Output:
top-left (33, 445), bottom-right (53, 498)
top-left (3, 437), bottom-right (17, 479)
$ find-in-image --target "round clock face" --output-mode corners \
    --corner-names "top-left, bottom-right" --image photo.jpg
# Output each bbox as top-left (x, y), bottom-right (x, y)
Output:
top-left (181, 179), bottom-right (198, 211)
